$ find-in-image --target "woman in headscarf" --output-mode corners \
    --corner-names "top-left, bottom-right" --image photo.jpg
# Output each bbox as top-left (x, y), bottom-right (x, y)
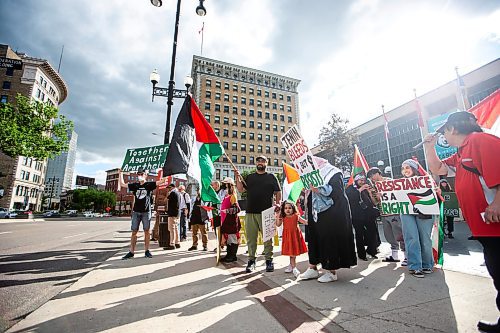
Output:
top-left (299, 157), bottom-right (357, 283)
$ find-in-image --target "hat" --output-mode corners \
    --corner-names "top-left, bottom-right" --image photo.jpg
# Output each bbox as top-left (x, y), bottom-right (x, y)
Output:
top-left (402, 159), bottom-right (419, 170)
top-left (354, 173), bottom-right (366, 182)
top-left (366, 167), bottom-right (381, 179)
top-left (137, 167), bottom-right (146, 174)
top-left (436, 111), bottom-right (477, 134)
top-left (256, 155), bottom-right (268, 162)
top-left (221, 177), bottom-right (235, 185)
top-left (439, 178), bottom-right (449, 183)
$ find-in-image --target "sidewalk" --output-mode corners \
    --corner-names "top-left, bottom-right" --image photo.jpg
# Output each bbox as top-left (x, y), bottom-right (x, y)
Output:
top-left (7, 223), bottom-right (498, 333)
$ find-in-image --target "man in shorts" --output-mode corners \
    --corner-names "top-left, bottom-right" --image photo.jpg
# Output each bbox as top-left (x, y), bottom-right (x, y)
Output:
top-left (121, 167), bottom-right (166, 259)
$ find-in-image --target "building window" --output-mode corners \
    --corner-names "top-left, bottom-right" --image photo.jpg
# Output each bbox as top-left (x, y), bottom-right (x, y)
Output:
top-left (274, 159), bottom-right (279, 166)
top-left (287, 96), bottom-right (291, 102)
top-left (2, 81), bottom-right (11, 90)
top-left (282, 148), bottom-right (286, 155)
top-left (205, 91), bottom-right (211, 98)
top-left (249, 109), bottom-right (254, 117)
top-left (249, 88), bottom-right (254, 95)
top-left (266, 135), bottom-right (270, 142)
top-left (204, 102), bottom-right (211, 110)
top-left (241, 108), bottom-right (246, 116)
top-left (265, 112), bottom-right (270, 119)
top-left (250, 144), bottom-right (255, 152)
top-left (232, 119), bottom-right (238, 126)
top-left (204, 114), bottom-right (211, 122)
top-left (241, 119), bottom-right (246, 127)
top-left (288, 116), bottom-right (292, 123)
top-left (272, 103), bottom-right (277, 110)
top-left (241, 86), bottom-right (246, 93)
top-left (249, 120), bottom-right (254, 128)
top-left (250, 156), bottom-right (255, 164)
top-left (287, 106), bottom-right (292, 112)
top-left (273, 135), bottom-right (278, 143)
top-left (257, 89), bottom-right (262, 96)
top-left (257, 111), bottom-right (262, 118)
top-left (274, 147), bottom-right (278, 154)
top-left (214, 116), bottom-right (220, 124)
top-left (258, 145), bottom-right (263, 153)
top-left (215, 92), bottom-right (221, 100)
top-left (0, 95), bottom-right (7, 103)
top-left (279, 94), bottom-right (284, 100)
top-left (215, 81), bottom-right (221, 88)
top-left (257, 122), bottom-right (262, 130)
top-left (232, 96), bottom-right (238, 103)
top-left (265, 102), bottom-right (269, 109)
top-left (214, 128), bottom-right (220, 136)
top-left (224, 117), bottom-right (229, 125)
top-left (249, 133), bottom-right (254, 140)
top-left (241, 131), bottom-right (246, 139)
top-left (258, 134), bottom-right (262, 141)
top-left (241, 143), bottom-right (246, 151)
top-left (232, 129), bottom-right (237, 138)
top-left (280, 104), bottom-right (284, 111)
top-left (215, 104), bottom-right (221, 112)
top-left (249, 98), bottom-right (254, 106)
top-left (273, 114), bottom-right (278, 121)
top-left (232, 155), bottom-right (237, 163)
top-left (232, 142), bottom-right (237, 150)
top-left (265, 91), bottom-right (270, 98)
top-left (223, 141), bottom-right (228, 149)
top-left (206, 79), bottom-right (211, 87)
top-left (272, 92), bottom-right (276, 99)
top-left (233, 106), bottom-right (238, 114)
top-left (5, 68), bottom-right (14, 76)
top-left (224, 83), bottom-right (229, 90)
top-left (233, 84), bottom-right (238, 92)
top-left (280, 115), bottom-right (285, 121)
top-left (223, 129), bottom-right (228, 137)
top-left (241, 156), bottom-right (247, 164)
top-left (266, 146), bottom-right (271, 153)
top-left (241, 97), bottom-right (246, 105)
top-left (257, 100), bottom-right (262, 107)
top-left (265, 123), bottom-right (270, 130)
top-left (273, 124), bottom-right (278, 132)
top-left (223, 105), bottom-right (229, 113)
top-left (224, 94), bottom-right (229, 101)
top-left (280, 125), bottom-right (285, 133)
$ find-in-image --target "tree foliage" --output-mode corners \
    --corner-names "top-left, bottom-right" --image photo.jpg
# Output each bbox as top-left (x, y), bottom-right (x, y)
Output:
top-left (318, 113), bottom-right (358, 172)
top-left (0, 94), bottom-right (74, 159)
top-left (71, 188), bottom-right (116, 211)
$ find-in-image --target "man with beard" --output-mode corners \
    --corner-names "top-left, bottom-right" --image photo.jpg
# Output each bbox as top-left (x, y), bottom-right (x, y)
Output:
top-left (235, 155), bottom-right (281, 273)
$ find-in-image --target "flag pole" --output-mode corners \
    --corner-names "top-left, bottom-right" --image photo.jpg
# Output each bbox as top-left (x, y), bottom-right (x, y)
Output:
top-left (414, 89), bottom-right (430, 171)
top-left (223, 152), bottom-right (247, 186)
top-left (381, 105), bottom-right (394, 178)
top-left (199, 22), bottom-right (204, 56)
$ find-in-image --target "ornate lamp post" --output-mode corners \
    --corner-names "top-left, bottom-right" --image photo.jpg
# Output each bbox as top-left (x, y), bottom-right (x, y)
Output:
top-left (149, 0), bottom-right (206, 145)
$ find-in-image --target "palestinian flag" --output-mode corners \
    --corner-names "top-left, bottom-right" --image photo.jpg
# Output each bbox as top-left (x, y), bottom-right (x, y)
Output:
top-left (432, 203), bottom-right (445, 266)
top-left (407, 188), bottom-right (437, 207)
top-left (347, 144), bottom-right (370, 186)
top-left (282, 162), bottom-right (304, 203)
top-left (163, 96), bottom-right (224, 203)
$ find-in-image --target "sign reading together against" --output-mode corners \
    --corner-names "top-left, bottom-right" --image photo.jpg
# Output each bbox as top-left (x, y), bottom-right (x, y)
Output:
top-left (374, 175), bottom-right (440, 215)
top-left (121, 144), bottom-right (169, 172)
top-left (281, 125), bottom-right (324, 188)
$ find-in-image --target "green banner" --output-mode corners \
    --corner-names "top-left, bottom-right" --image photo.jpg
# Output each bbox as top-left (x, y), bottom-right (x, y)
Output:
top-left (121, 144), bottom-right (169, 172)
top-left (442, 191), bottom-right (460, 217)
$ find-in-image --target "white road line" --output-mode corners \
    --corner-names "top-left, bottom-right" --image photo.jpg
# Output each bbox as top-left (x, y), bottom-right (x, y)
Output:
top-left (63, 232), bottom-right (88, 239)
top-left (0, 231), bottom-right (13, 235)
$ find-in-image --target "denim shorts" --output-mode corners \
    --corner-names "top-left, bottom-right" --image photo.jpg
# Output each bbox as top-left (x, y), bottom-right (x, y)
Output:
top-left (131, 211), bottom-right (151, 231)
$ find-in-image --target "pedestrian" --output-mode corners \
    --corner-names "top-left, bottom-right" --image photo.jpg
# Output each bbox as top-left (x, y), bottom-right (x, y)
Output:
top-left (276, 200), bottom-right (308, 278)
top-left (399, 159), bottom-right (437, 278)
top-left (165, 183), bottom-right (181, 250)
top-left (235, 155), bottom-right (281, 273)
top-left (423, 111), bottom-right (500, 331)
top-left (178, 185), bottom-right (191, 241)
top-left (299, 157), bottom-right (357, 283)
top-left (439, 179), bottom-right (455, 239)
top-left (209, 180), bottom-right (226, 252)
top-left (367, 167), bottom-right (407, 264)
top-left (220, 177), bottom-right (241, 263)
top-left (120, 168), bottom-right (166, 259)
top-left (188, 189), bottom-right (208, 251)
top-left (346, 174), bottom-right (381, 261)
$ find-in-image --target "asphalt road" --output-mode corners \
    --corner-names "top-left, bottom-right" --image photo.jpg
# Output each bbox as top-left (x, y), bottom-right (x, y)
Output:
top-left (0, 217), bottom-right (132, 332)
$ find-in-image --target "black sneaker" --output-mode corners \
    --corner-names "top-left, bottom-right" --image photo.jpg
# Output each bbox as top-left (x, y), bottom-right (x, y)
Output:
top-left (188, 246), bottom-right (197, 251)
top-left (265, 259), bottom-right (274, 272)
top-left (163, 245), bottom-right (175, 250)
top-left (175, 244), bottom-right (181, 249)
top-left (122, 251), bottom-right (134, 260)
top-left (145, 250), bottom-right (153, 258)
top-left (245, 260), bottom-right (256, 273)
top-left (202, 246), bottom-right (207, 251)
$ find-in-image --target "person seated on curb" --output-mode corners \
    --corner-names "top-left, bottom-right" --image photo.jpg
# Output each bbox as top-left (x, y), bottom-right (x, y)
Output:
top-left (120, 167), bottom-right (168, 259)
top-left (188, 189), bottom-right (209, 251)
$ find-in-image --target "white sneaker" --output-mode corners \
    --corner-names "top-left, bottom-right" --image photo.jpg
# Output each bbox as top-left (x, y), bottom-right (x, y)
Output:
top-left (299, 268), bottom-right (319, 280)
top-left (284, 265), bottom-right (293, 273)
top-left (317, 271), bottom-right (338, 283)
top-left (292, 267), bottom-right (301, 278)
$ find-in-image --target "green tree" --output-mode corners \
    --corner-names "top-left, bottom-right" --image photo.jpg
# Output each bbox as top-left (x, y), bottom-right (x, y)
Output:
top-left (71, 188), bottom-right (116, 211)
top-left (0, 94), bottom-right (74, 159)
top-left (318, 112), bottom-right (358, 172)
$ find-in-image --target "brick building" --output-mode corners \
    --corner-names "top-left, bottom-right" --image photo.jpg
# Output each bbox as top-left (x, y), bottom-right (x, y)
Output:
top-left (0, 44), bottom-right (68, 211)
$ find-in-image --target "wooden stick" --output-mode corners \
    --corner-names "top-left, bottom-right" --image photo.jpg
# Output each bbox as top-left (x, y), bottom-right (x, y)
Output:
top-left (224, 152), bottom-right (247, 187)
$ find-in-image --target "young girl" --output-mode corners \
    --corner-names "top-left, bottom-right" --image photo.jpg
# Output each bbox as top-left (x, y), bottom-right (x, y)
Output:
top-left (276, 201), bottom-right (308, 277)
top-left (220, 177), bottom-right (241, 263)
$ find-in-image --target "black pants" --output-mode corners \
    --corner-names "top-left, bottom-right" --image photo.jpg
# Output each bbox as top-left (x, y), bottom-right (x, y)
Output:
top-left (352, 218), bottom-right (379, 258)
top-left (445, 216), bottom-right (455, 234)
top-left (478, 237), bottom-right (500, 312)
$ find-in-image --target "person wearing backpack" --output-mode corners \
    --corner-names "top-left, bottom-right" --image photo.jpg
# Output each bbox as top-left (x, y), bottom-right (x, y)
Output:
top-left (423, 111), bottom-right (500, 332)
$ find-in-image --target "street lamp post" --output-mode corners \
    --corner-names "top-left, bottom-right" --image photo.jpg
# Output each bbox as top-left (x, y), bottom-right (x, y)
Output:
top-left (149, 0), bottom-right (206, 145)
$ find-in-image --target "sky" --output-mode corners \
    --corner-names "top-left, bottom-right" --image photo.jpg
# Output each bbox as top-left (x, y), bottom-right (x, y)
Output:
top-left (1, 0), bottom-right (499, 185)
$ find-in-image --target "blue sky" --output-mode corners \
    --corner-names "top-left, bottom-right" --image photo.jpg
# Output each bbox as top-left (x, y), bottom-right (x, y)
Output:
top-left (1, 0), bottom-right (499, 184)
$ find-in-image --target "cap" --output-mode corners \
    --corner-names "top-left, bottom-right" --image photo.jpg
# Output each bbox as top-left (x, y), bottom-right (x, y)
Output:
top-left (366, 167), bottom-right (381, 179)
top-left (436, 111), bottom-right (477, 134)
top-left (221, 176), bottom-right (235, 185)
top-left (354, 173), bottom-right (366, 182)
top-left (137, 167), bottom-right (146, 174)
top-left (256, 155), bottom-right (267, 162)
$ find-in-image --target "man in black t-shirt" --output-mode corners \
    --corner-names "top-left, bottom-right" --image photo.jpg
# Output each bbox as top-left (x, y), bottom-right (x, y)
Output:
top-left (235, 155), bottom-right (281, 273)
top-left (120, 168), bottom-right (167, 259)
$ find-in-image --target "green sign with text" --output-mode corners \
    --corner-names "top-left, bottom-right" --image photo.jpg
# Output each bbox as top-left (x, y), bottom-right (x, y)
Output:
top-left (442, 191), bottom-right (460, 217)
top-left (121, 144), bottom-right (169, 172)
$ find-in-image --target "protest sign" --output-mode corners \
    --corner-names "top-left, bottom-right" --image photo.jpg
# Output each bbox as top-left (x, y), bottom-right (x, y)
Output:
top-left (427, 113), bottom-right (458, 159)
top-left (121, 144), bottom-right (169, 172)
top-left (281, 125), bottom-right (325, 188)
top-left (239, 217), bottom-right (280, 246)
top-left (262, 207), bottom-right (277, 243)
top-left (374, 175), bottom-right (440, 215)
top-left (442, 191), bottom-right (460, 218)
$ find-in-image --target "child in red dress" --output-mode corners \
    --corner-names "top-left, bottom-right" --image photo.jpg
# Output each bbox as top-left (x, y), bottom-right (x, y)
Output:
top-left (276, 201), bottom-right (308, 277)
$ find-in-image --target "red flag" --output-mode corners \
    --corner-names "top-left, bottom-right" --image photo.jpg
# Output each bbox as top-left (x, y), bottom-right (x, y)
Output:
top-left (469, 89), bottom-right (499, 136)
top-left (347, 144), bottom-right (370, 186)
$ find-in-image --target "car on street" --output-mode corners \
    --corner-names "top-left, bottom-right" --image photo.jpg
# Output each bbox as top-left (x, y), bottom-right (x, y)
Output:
top-left (11, 210), bottom-right (32, 219)
top-left (43, 210), bottom-right (61, 218)
top-left (66, 210), bottom-right (78, 217)
top-left (0, 208), bottom-right (10, 218)
top-left (83, 211), bottom-right (95, 218)
top-left (103, 212), bottom-right (112, 217)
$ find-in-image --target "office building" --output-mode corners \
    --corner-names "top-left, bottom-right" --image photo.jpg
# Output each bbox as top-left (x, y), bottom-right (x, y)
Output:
top-left (190, 56), bottom-right (301, 179)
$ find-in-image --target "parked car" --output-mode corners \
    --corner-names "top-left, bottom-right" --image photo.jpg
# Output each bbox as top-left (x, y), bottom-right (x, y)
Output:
top-left (0, 208), bottom-right (9, 218)
top-left (12, 210), bottom-right (33, 219)
top-left (103, 212), bottom-right (112, 217)
top-left (94, 213), bottom-right (103, 218)
top-left (83, 211), bottom-right (95, 218)
top-left (43, 210), bottom-right (61, 218)
top-left (66, 210), bottom-right (78, 217)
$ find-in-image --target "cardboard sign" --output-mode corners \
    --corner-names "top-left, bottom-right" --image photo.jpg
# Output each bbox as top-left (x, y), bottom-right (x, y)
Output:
top-left (281, 125), bottom-right (318, 175)
top-left (239, 217), bottom-right (280, 246)
top-left (261, 207), bottom-right (277, 242)
top-left (442, 191), bottom-right (460, 217)
top-left (375, 175), bottom-right (440, 215)
top-left (121, 144), bottom-right (169, 172)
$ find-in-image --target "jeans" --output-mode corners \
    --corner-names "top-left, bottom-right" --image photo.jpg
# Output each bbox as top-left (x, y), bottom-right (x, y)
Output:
top-left (179, 210), bottom-right (188, 239)
top-left (400, 214), bottom-right (434, 271)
